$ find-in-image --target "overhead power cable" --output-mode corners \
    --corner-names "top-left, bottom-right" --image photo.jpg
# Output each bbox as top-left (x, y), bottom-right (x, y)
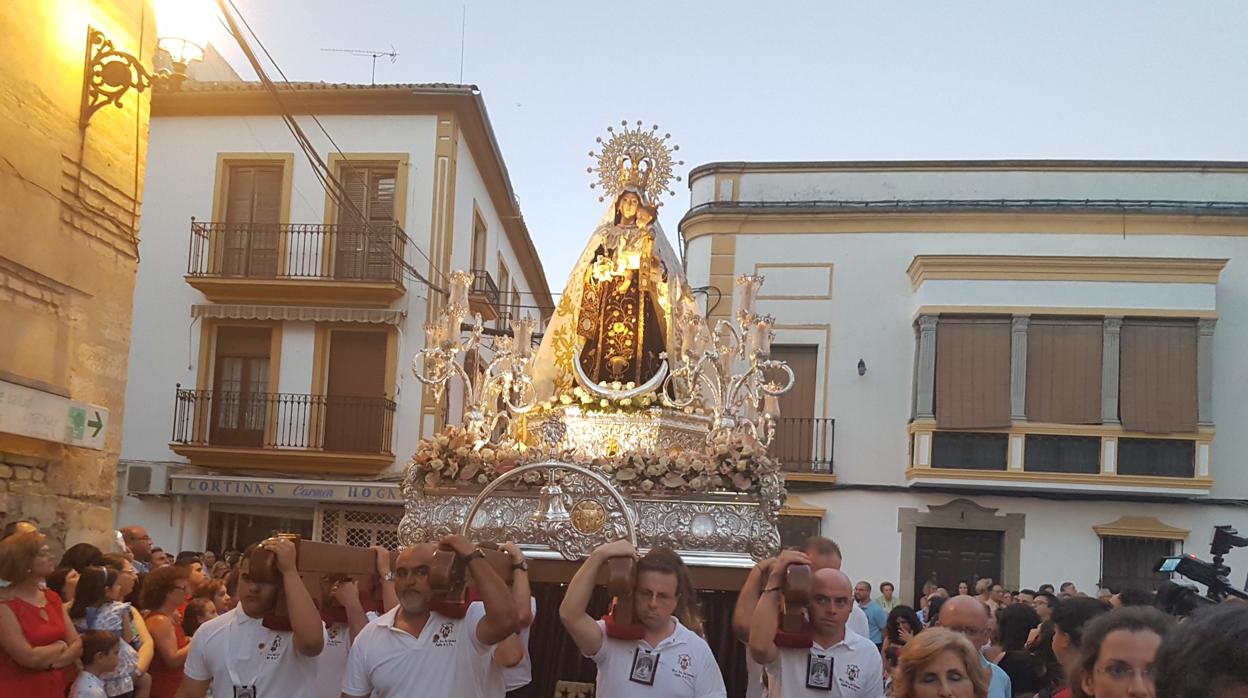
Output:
top-left (216, 0), bottom-right (442, 293)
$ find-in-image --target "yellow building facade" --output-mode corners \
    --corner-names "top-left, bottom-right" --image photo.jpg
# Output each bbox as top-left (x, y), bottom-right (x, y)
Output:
top-left (0, 0), bottom-right (155, 546)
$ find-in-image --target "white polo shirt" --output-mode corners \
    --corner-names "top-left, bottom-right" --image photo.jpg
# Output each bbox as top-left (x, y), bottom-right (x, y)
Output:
top-left (313, 621), bottom-right (351, 698)
top-left (342, 604), bottom-right (503, 698)
top-left (589, 618), bottom-right (727, 698)
top-left (764, 629), bottom-right (883, 697)
top-left (183, 607), bottom-right (325, 696)
top-left (470, 596), bottom-right (538, 691)
top-left (744, 600), bottom-right (867, 698)
top-left (746, 654), bottom-right (766, 698)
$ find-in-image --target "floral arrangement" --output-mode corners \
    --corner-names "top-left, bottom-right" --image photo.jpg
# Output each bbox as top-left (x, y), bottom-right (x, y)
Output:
top-left (532, 383), bottom-right (661, 414)
top-left (411, 425), bottom-right (524, 489)
top-left (530, 383), bottom-right (711, 418)
top-left (409, 425), bottom-right (778, 496)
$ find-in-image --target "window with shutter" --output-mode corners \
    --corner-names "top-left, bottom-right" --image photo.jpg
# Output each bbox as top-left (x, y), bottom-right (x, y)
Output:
top-left (1119, 321), bottom-right (1198, 434)
top-left (336, 166), bottom-right (397, 281)
top-left (497, 263), bottom-right (511, 329)
top-left (934, 318), bottom-right (1011, 429)
top-left (1100, 536), bottom-right (1174, 594)
top-left (1025, 319), bottom-right (1102, 424)
top-left (221, 165), bottom-right (282, 277)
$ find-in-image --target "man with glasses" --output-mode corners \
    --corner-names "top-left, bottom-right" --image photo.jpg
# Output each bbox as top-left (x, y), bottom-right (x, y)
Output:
top-left (341, 535), bottom-right (518, 697)
top-left (120, 526), bottom-right (154, 574)
top-left (1032, 592), bottom-right (1058, 623)
top-left (750, 554), bottom-right (883, 697)
top-left (937, 596), bottom-right (1012, 698)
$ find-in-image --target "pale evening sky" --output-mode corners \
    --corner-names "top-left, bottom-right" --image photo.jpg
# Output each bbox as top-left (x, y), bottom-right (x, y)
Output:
top-left (196, 1), bottom-right (1248, 295)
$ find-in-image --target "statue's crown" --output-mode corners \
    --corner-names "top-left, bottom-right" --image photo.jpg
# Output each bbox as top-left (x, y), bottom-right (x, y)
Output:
top-left (589, 120), bottom-right (684, 206)
top-left (617, 152), bottom-right (652, 192)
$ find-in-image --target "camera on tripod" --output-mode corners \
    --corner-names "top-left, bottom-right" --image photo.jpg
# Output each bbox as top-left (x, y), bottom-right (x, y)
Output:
top-left (1155, 525), bottom-right (1248, 613)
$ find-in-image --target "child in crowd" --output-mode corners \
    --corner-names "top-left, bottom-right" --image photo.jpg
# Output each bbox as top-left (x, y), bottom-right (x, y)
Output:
top-left (73, 630), bottom-right (122, 698)
top-left (181, 597), bottom-right (218, 637)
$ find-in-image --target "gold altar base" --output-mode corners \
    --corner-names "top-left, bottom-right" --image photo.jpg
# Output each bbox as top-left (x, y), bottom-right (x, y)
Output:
top-left (525, 405), bottom-right (711, 458)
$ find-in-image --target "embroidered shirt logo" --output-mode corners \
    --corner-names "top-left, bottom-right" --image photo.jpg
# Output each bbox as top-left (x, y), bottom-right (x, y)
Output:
top-left (847, 664), bottom-right (860, 682)
top-left (264, 634), bottom-right (283, 661)
top-left (671, 652), bottom-right (696, 680)
top-left (432, 621), bottom-right (458, 647)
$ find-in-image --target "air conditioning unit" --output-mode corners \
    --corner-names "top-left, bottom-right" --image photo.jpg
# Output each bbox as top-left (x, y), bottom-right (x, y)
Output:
top-left (124, 462), bottom-right (170, 496)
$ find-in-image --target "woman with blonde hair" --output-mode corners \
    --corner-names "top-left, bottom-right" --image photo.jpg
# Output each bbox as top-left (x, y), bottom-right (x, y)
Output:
top-left (894, 627), bottom-right (991, 698)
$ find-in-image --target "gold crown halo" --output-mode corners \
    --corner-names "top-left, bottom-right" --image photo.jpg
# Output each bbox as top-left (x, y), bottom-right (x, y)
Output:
top-left (587, 120), bottom-right (684, 206)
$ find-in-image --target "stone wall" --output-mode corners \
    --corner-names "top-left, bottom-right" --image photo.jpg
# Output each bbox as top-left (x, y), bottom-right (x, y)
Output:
top-left (0, 0), bottom-right (155, 549)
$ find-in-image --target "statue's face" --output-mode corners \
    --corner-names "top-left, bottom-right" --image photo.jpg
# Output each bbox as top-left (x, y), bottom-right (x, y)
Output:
top-left (618, 192), bottom-right (640, 220)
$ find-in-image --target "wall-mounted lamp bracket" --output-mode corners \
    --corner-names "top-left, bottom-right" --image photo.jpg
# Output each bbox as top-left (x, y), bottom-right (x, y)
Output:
top-left (80, 26), bottom-right (152, 129)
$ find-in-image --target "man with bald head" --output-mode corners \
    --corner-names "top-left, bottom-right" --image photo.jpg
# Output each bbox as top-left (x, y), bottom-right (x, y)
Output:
top-left (341, 535), bottom-right (518, 698)
top-left (750, 550), bottom-right (883, 696)
top-left (938, 595), bottom-right (1012, 698)
top-left (120, 525), bottom-right (154, 573)
top-left (734, 537), bottom-right (871, 697)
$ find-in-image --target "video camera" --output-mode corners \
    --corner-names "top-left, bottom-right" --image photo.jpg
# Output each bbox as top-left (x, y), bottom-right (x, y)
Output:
top-left (1155, 525), bottom-right (1248, 613)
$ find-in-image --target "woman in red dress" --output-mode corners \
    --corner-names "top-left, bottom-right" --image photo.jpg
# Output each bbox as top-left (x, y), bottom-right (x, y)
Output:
top-left (0, 530), bottom-right (82, 696)
top-left (140, 565), bottom-right (192, 698)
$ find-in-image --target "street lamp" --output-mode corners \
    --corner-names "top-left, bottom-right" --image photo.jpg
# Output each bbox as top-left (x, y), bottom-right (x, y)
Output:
top-left (80, 1), bottom-right (214, 128)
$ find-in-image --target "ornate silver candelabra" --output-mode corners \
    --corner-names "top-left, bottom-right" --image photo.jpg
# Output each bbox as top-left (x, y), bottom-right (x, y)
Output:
top-left (412, 269), bottom-right (538, 446)
top-left (662, 274), bottom-right (794, 445)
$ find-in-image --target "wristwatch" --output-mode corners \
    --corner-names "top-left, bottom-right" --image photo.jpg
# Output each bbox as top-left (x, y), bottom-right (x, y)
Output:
top-left (380, 571), bottom-right (395, 582)
top-left (463, 549), bottom-right (486, 564)
top-left (511, 559), bottom-right (529, 572)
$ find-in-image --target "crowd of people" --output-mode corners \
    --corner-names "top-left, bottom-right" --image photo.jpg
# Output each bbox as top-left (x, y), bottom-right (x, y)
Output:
top-left (0, 518), bottom-right (1245, 698)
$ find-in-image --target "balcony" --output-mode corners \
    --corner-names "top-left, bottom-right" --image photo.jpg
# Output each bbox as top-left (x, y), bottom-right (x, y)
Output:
top-left (170, 387), bottom-right (396, 475)
top-left (773, 417), bottom-right (836, 484)
top-left (468, 268), bottom-right (501, 321)
top-left (906, 419), bottom-right (1213, 495)
top-left (185, 220), bottom-right (408, 306)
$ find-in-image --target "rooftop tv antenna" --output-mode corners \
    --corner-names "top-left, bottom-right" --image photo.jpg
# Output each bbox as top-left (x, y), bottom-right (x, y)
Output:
top-left (319, 45), bottom-right (399, 85)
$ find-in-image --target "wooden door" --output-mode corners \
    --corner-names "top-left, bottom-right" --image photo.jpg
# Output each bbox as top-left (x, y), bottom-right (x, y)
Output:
top-left (335, 166), bottom-right (397, 280)
top-left (322, 330), bottom-right (388, 452)
top-left (221, 165), bottom-right (281, 277)
top-left (769, 345), bottom-right (819, 468)
top-left (914, 527), bottom-right (1003, 606)
top-left (210, 327), bottom-right (272, 447)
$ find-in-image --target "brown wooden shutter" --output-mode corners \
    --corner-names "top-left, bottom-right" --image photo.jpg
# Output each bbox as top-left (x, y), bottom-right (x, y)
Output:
top-left (335, 168), bottom-right (369, 279)
top-left (769, 345), bottom-right (819, 467)
top-left (252, 167), bottom-right (282, 224)
top-left (249, 167), bottom-right (282, 276)
top-left (225, 167), bottom-right (256, 223)
top-left (935, 318), bottom-right (1011, 429)
top-left (366, 169), bottom-right (397, 280)
top-left (338, 168), bottom-right (369, 228)
top-left (1026, 319), bottom-right (1103, 424)
top-left (368, 170), bottom-right (396, 223)
top-left (1120, 321), bottom-right (1198, 434)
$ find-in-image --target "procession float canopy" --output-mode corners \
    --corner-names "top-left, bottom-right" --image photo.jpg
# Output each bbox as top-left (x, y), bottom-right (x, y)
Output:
top-left (400, 121), bottom-right (795, 566)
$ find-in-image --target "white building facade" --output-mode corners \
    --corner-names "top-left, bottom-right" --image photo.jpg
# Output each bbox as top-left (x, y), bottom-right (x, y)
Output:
top-left (681, 160), bottom-right (1248, 602)
top-left (117, 82), bottom-right (551, 555)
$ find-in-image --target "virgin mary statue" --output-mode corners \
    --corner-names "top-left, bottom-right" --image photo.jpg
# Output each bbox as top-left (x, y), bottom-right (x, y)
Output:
top-left (531, 165), bottom-right (699, 401)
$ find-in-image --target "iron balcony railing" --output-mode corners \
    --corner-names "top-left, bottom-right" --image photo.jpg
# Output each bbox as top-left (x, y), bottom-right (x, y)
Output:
top-left (469, 268), bottom-right (500, 307)
top-left (172, 387), bottom-right (396, 455)
top-left (186, 219), bottom-right (409, 285)
top-left (771, 417), bottom-right (835, 473)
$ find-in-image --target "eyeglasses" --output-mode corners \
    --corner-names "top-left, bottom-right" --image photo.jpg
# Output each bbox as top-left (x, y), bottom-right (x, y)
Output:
top-left (1096, 664), bottom-right (1155, 682)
